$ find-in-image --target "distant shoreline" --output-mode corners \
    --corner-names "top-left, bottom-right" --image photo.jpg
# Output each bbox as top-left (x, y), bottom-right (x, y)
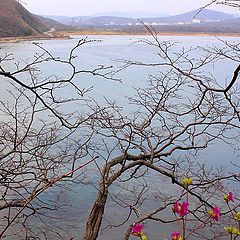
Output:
top-left (0, 33), bottom-right (70, 44)
top-left (0, 30), bottom-right (240, 44)
top-left (61, 30), bottom-right (240, 37)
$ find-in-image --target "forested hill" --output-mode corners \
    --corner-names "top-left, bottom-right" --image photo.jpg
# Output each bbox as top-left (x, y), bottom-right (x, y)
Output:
top-left (0, 0), bottom-right (66, 38)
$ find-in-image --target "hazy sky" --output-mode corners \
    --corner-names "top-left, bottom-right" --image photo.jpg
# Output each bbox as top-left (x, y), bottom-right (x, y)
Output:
top-left (22, 0), bottom-right (239, 16)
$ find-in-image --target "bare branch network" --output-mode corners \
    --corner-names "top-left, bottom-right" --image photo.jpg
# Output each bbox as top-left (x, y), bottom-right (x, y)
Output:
top-left (207, 0), bottom-right (240, 8)
top-left (0, 26), bottom-right (240, 240)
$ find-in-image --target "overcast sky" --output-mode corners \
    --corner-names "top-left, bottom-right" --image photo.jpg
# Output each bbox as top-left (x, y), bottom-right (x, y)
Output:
top-left (22, 0), bottom-right (239, 16)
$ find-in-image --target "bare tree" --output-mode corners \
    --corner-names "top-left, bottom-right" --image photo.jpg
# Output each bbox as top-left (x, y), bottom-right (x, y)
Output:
top-left (0, 10), bottom-right (240, 240)
top-left (81, 29), bottom-right (240, 240)
top-left (0, 38), bottom-right (118, 239)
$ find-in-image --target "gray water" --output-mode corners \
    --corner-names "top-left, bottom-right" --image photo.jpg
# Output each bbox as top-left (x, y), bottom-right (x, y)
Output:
top-left (0, 35), bottom-right (239, 239)
top-left (1, 35), bottom-right (238, 164)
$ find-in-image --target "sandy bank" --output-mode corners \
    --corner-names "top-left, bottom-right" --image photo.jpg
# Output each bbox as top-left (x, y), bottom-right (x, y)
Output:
top-left (57, 30), bottom-right (240, 37)
top-left (1, 30), bottom-right (239, 44)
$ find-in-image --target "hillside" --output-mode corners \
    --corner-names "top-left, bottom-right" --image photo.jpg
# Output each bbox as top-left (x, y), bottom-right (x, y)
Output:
top-left (46, 9), bottom-right (235, 27)
top-left (50, 8), bottom-right (239, 35)
top-left (92, 11), bottom-right (169, 18)
top-left (82, 16), bottom-right (137, 25)
top-left (210, 17), bottom-right (240, 28)
top-left (141, 9), bottom-right (234, 24)
top-left (0, 0), bottom-right (66, 38)
top-left (45, 15), bottom-right (138, 26)
top-left (36, 15), bottom-right (69, 31)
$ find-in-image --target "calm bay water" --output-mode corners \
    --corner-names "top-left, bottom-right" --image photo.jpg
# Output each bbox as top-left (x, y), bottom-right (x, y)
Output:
top-left (0, 35), bottom-right (239, 239)
top-left (1, 35), bottom-right (238, 164)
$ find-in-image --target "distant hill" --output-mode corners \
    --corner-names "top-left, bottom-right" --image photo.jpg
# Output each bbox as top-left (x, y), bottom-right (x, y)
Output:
top-left (81, 16), bottom-right (137, 26)
top-left (44, 12), bottom-right (169, 26)
top-left (63, 8), bottom-right (240, 34)
top-left (206, 17), bottom-right (240, 31)
top-left (91, 11), bottom-right (169, 18)
top-left (36, 15), bottom-right (68, 31)
top-left (213, 17), bottom-right (240, 26)
top-left (45, 9), bottom-right (235, 27)
top-left (141, 9), bottom-right (234, 24)
top-left (45, 15), bottom-right (138, 26)
top-left (44, 15), bottom-right (93, 26)
top-left (0, 0), bottom-right (67, 38)
top-left (72, 9), bottom-right (239, 35)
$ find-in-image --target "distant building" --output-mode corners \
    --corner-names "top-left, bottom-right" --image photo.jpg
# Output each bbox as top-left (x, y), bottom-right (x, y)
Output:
top-left (192, 18), bottom-right (201, 24)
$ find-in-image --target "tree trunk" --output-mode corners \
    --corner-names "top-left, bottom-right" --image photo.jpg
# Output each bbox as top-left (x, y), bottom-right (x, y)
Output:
top-left (83, 156), bottom-right (124, 239)
top-left (82, 188), bottom-right (108, 240)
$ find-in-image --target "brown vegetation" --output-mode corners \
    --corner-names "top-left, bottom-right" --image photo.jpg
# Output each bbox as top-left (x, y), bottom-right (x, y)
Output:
top-left (0, 0), bottom-right (67, 38)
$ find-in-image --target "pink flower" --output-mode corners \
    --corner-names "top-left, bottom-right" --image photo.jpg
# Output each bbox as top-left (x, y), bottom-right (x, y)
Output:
top-left (172, 201), bottom-right (189, 217)
top-left (172, 202), bottom-right (182, 214)
top-left (180, 202), bottom-right (189, 217)
top-left (223, 192), bottom-right (234, 203)
top-left (208, 207), bottom-right (220, 222)
top-left (131, 223), bottom-right (144, 237)
top-left (171, 231), bottom-right (183, 240)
